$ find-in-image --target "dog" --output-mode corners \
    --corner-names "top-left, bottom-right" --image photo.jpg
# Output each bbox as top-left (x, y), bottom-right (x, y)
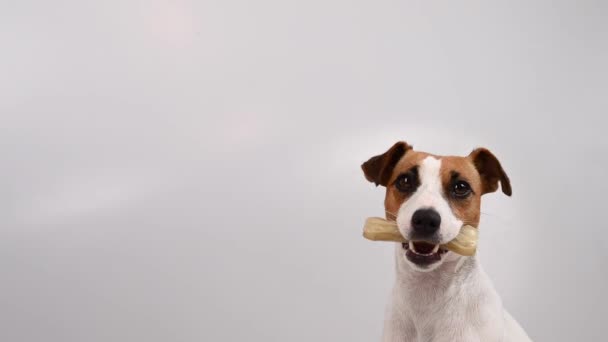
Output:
top-left (362, 141), bottom-right (532, 342)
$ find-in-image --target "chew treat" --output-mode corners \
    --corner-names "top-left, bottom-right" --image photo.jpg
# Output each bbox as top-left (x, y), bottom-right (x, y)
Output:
top-left (362, 217), bottom-right (478, 256)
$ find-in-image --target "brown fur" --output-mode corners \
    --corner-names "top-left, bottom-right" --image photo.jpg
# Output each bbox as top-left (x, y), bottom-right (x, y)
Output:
top-left (382, 151), bottom-right (429, 220)
top-left (361, 141), bottom-right (412, 186)
top-left (440, 156), bottom-right (483, 227)
top-left (468, 148), bottom-right (512, 196)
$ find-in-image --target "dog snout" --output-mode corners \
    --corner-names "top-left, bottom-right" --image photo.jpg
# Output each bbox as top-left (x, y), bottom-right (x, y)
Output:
top-left (411, 208), bottom-right (441, 236)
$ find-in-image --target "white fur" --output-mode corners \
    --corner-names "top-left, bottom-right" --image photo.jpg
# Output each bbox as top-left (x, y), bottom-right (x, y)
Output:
top-left (382, 157), bottom-right (532, 341)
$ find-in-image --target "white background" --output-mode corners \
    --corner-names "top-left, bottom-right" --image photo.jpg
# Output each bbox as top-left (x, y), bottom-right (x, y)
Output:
top-left (2, 0), bottom-right (607, 341)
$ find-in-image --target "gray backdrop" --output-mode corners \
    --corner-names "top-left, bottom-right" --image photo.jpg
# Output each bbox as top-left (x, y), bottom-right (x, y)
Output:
top-left (2, 0), bottom-right (607, 341)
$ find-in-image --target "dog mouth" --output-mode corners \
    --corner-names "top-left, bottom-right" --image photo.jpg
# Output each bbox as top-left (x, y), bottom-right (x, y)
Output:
top-left (402, 241), bottom-right (448, 265)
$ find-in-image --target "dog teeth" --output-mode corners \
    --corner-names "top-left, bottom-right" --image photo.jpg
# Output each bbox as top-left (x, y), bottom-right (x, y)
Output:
top-left (409, 242), bottom-right (440, 256)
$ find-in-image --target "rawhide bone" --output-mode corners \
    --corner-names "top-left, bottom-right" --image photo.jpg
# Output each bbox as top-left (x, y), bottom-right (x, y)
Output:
top-left (362, 217), bottom-right (478, 256)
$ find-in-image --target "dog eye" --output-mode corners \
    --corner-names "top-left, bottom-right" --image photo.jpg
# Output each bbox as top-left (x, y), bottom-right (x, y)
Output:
top-left (452, 181), bottom-right (472, 198)
top-left (395, 174), bottom-right (414, 192)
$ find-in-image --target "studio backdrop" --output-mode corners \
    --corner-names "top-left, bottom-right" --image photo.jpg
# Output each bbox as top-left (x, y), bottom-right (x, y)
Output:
top-left (2, 1), bottom-right (607, 341)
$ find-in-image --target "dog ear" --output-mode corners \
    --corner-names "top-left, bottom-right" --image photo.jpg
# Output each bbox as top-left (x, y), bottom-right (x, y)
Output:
top-left (468, 148), bottom-right (512, 196)
top-left (361, 141), bottom-right (412, 187)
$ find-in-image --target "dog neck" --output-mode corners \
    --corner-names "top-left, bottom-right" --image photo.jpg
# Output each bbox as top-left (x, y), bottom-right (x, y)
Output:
top-left (393, 248), bottom-right (499, 311)
top-left (390, 249), bottom-right (507, 341)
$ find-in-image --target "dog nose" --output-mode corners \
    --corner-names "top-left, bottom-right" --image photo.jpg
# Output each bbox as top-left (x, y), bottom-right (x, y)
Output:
top-left (411, 208), bottom-right (441, 236)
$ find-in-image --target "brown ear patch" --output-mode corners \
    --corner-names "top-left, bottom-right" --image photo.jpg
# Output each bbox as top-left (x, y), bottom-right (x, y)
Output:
top-left (361, 141), bottom-right (412, 186)
top-left (468, 148), bottom-right (512, 196)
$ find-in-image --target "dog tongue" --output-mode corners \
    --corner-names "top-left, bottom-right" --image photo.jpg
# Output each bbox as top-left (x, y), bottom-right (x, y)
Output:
top-left (414, 242), bottom-right (436, 254)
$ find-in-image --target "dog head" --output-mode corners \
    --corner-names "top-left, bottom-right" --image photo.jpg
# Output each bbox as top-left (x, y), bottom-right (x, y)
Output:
top-left (362, 141), bottom-right (511, 272)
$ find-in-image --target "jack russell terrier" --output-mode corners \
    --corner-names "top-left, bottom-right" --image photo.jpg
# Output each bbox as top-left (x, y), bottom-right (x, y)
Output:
top-left (362, 141), bottom-right (532, 342)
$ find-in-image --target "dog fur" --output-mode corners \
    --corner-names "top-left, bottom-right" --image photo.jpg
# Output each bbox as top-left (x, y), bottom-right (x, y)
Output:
top-left (362, 142), bottom-right (532, 342)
